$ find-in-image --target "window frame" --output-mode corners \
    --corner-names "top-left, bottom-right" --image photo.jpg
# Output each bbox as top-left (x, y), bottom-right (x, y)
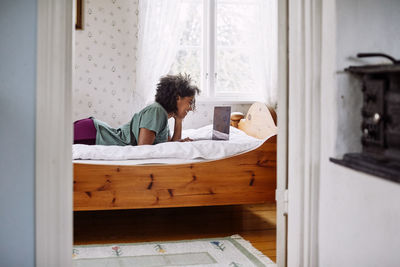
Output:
top-left (175, 0), bottom-right (264, 102)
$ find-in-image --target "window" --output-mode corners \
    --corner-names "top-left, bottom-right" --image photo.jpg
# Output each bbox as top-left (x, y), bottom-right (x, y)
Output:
top-left (169, 0), bottom-right (277, 102)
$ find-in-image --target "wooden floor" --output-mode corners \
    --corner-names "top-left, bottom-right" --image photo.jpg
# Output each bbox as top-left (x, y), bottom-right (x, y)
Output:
top-left (74, 203), bottom-right (276, 262)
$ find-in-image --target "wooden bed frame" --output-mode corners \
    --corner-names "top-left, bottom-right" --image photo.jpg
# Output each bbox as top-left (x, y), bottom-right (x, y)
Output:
top-left (73, 102), bottom-right (277, 211)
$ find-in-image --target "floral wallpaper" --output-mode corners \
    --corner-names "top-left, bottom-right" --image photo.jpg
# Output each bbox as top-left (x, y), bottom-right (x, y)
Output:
top-left (73, 0), bottom-right (251, 129)
top-left (73, 0), bottom-right (139, 127)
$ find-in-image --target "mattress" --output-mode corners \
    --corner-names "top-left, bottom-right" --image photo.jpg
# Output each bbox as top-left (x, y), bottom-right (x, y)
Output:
top-left (73, 125), bottom-right (272, 165)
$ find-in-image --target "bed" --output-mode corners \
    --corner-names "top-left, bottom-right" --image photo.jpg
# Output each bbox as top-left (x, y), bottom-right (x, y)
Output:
top-left (73, 102), bottom-right (277, 211)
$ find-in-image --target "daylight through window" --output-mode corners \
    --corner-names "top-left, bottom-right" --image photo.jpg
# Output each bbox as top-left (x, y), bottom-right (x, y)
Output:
top-left (169, 0), bottom-right (277, 102)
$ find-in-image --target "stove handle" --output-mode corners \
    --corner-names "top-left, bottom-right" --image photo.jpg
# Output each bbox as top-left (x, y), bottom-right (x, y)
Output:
top-left (357, 53), bottom-right (399, 64)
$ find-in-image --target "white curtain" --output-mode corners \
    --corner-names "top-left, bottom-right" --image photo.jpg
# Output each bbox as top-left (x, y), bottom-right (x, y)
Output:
top-left (134, 0), bottom-right (184, 111)
top-left (248, 0), bottom-right (278, 107)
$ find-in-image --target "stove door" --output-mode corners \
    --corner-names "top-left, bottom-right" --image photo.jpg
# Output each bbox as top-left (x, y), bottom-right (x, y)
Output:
top-left (361, 78), bottom-right (385, 154)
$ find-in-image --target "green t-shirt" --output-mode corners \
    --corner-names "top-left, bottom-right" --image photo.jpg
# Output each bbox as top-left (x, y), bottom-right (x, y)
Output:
top-left (93, 102), bottom-right (170, 146)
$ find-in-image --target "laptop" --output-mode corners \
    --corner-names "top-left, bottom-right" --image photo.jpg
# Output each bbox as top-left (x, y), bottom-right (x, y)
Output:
top-left (194, 106), bottom-right (231, 141)
top-left (212, 106), bottom-right (232, 140)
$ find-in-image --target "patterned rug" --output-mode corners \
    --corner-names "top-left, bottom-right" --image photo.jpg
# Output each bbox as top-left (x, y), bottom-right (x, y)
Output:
top-left (73, 235), bottom-right (275, 267)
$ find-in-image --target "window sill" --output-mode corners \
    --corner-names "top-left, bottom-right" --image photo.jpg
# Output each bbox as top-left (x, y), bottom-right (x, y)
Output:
top-left (196, 97), bottom-right (259, 105)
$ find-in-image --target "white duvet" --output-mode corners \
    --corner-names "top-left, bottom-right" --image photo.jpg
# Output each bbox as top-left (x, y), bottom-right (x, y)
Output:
top-left (73, 125), bottom-right (272, 163)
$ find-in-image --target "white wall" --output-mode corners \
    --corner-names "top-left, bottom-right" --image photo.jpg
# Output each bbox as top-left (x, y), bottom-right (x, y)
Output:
top-left (319, 0), bottom-right (400, 266)
top-left (335, 0), bottom-right (400, 157)
top-left (0, 0), bottom-right (36, 266)
top-left (175, 102), bottom-right (251, 130)
top-left (74, 0), bottom-right (252, 129)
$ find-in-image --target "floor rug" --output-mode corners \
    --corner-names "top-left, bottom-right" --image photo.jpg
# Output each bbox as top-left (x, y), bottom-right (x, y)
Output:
top-left (73, 235), bottom-right (275, 267)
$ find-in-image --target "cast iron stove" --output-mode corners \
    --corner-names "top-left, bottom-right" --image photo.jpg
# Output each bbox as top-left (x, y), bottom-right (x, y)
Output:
top-left (330, 53), bottom-right (400, 183)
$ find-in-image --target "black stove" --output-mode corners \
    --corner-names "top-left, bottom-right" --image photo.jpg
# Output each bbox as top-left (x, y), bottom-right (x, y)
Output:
top-left (331, 53), bottom-right (400, 183)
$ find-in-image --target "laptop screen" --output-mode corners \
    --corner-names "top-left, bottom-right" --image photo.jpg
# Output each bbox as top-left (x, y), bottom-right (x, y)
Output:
top-left (212, 106), bottom-right (231, 140)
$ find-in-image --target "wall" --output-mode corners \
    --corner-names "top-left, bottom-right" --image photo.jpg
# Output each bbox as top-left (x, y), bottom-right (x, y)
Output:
top-left (319, 0), bottom-right (400, 266)
top-left (0, 0), bottom-right (36, 266)
top-left (74, 0), bottom-right (252, 129)
top-left (177, 102), bottom-right (251, 130)
top-left (74, 0), bottom-right (139, 127)
top-left (335, 0), bottom-right (400, 157)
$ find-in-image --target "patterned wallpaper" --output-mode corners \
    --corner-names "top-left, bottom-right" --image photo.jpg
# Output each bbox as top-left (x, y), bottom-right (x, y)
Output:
top-left (73, 0), bottom-right (251, 129)
top-left (73, 0), bottom-right (139, 127)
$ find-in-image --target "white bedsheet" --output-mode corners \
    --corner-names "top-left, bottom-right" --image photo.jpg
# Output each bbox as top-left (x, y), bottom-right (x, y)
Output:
top-left (73, 125), bottom-right (273, 165)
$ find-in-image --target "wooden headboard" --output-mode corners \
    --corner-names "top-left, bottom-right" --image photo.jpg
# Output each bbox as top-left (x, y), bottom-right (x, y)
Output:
top-left (231, 102), bottom-right (277, 139)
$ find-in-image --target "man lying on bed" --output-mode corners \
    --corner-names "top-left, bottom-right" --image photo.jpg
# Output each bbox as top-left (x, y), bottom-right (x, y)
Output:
top-left (73, 73), bottom-right (200, 146)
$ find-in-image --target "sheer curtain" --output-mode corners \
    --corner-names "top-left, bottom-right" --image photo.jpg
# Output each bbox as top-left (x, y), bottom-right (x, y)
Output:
top-left (248, 0), bottom-right (278, 107)
top-left (134, 0), bottom-right (184, 111)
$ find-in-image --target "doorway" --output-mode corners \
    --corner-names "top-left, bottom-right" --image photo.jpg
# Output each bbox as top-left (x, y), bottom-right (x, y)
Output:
top-left (35, 0), bottom-right (289, 266)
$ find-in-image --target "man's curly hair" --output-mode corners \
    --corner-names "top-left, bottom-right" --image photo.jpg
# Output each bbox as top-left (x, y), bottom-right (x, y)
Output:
top-left (155, 73), bottom-right (200, 114)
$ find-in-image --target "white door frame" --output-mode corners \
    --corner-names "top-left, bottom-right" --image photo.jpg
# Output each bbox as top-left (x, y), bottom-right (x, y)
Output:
top-left (286, 0), bottom-right (335, 266)
top-left (36, 0), bottom-right (73, 266)
top-left (276, 0), bottom-right (289, 266)
top-left (34, 0), bottom-right (328, 266)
